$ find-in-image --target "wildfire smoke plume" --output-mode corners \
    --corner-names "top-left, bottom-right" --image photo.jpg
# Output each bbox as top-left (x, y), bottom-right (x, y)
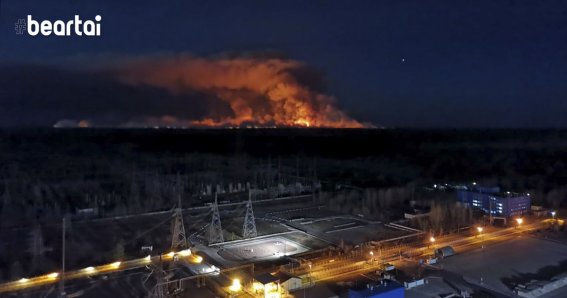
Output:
top-left (116, 54), bottom-right (366, 128)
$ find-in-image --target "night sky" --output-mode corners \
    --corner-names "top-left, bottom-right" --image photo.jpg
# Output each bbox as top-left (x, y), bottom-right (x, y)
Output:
top-left (0, 0), bottom-right (566, 128)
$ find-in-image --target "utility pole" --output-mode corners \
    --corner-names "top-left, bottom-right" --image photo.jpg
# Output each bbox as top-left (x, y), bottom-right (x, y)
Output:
top-left (59, 217), bottom-right (66, 297)
top-left (148, 255), bottom-right (167, 298)
top-left (489, 198), bottom-right (492, 225)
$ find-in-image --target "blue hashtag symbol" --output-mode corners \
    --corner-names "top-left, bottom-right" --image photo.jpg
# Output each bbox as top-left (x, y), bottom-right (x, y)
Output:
top-left (15, 19), bottom-right (26, 35)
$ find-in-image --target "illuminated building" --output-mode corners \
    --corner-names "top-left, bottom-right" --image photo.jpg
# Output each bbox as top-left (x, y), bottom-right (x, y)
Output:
top-left (457, 185), bottom-right (530, 217)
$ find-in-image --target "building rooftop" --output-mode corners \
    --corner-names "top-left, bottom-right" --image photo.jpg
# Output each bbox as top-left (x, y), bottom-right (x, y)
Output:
top-left (254, 273), bottom-right (279, 285)
top-left (273, 271), bottom-right (299, 283)
top-left (460, 187), bottom-right (529, 198)
top-left (348, 280), bottom-right (403, 296)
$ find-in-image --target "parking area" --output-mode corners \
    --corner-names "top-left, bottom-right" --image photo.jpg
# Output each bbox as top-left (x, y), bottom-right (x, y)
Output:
top-left (442, 236), bottom-right (567, 296)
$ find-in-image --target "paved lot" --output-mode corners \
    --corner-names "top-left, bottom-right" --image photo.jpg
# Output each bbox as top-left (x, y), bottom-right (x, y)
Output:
top-left (442, 236), bottom-right (567, 296)
top-left (218, 235), bottom-right (309, 262)
top-left (405, 277), bottom-right (461, 298)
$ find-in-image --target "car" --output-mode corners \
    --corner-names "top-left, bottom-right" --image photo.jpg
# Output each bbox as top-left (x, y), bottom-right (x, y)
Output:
top-left (383, 263), bottom-right (395, 271)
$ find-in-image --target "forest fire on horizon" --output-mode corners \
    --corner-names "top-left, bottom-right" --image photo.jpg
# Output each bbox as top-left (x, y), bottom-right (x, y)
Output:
top-left (117, 55), bottom-right (367, 128)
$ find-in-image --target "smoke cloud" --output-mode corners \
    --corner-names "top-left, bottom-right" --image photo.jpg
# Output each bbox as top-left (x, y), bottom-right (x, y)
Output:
top-left (114, 54), bottom-right (366, 128)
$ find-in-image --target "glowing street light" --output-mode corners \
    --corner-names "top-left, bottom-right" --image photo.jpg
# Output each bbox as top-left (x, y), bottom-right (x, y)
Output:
top-left (18, 278), bottom-right (29, 283)
top-left (551, 211), bottom-right (556, 220)
top-left (84, 267), bottom-right (96, 274)
top-left (144, 255), bottom-right (152, 262)
top-left (46, 272), bottom-right (59, 279)
top-left (194, 255), bottom-right (203, 263)
top-left (429, 236), bottom-right (436, 252)
top-left (178, 249), bottom-right (191, 257)
top-left (477, 226), bottom-right (485, 248)
top-left (229, 278), bottom-right (242, 292)
top-left (516, 218), bottom-right (523, 225)
top-left (166, 251), bottom-right (175, 258)
top-left (110, 261), bottom-right (121, 269)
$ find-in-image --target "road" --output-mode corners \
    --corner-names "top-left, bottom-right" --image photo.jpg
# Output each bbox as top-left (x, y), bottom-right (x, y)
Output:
top-left (0, 250), bottom-right (202, 294)
top-left (299, 219), bottom-right (542, 282)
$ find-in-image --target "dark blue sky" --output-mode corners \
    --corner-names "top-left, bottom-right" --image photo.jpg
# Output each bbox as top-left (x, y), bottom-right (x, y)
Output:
top-left (1, 0), bottom-right (566, 127)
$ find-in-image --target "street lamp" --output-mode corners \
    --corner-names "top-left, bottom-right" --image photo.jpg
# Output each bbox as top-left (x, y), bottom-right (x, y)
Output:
top-left (84, 266), bottom-right (96, 274)
top-left (429, 236), bottom-right (436, 254)
top-left (229, 278), bottom-right (242, 292)
top-left (551, 211), bottom-right (556, 220)
top-left (515, 218), bottom-right (523, 230)
top-left (477, 226), bottom-right (484, 248)
top-left (47, 272), bottom-right (59, 279)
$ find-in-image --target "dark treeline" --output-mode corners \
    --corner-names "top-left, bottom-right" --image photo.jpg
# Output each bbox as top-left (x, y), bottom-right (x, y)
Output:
top-left (1, 128), bottom-right (567, 228)
top-left (1, 128), bottom-right (567, 280)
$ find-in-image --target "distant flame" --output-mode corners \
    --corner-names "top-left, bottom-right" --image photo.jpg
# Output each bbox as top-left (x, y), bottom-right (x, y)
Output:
top-left (295, 119), bottom-right (311, 127)
top-left (117, 55), bottom-right (367, 128)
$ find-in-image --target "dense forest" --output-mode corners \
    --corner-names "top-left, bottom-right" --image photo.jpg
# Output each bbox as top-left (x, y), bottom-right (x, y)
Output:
top-left (1, 128), bottom-right (566, 228)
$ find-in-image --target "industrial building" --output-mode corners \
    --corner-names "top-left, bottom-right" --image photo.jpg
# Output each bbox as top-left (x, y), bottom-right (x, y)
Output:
top-left (457, 185), bottom-right (530, 217)
top-left (253, 272), bottom-right (303, 297)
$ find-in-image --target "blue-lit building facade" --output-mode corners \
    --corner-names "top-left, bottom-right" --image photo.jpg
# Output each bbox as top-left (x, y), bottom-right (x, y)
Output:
top-left (457, 186), bottom-right (530, 217)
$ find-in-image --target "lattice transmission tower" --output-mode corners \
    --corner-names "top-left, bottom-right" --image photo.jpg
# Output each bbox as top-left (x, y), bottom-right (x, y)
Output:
top-left (208, 193), bottom-right (224, 244)
top-left (242, 190), bottom-right (257, 239)
top-left (171, 196), bottom-right (188, 251)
